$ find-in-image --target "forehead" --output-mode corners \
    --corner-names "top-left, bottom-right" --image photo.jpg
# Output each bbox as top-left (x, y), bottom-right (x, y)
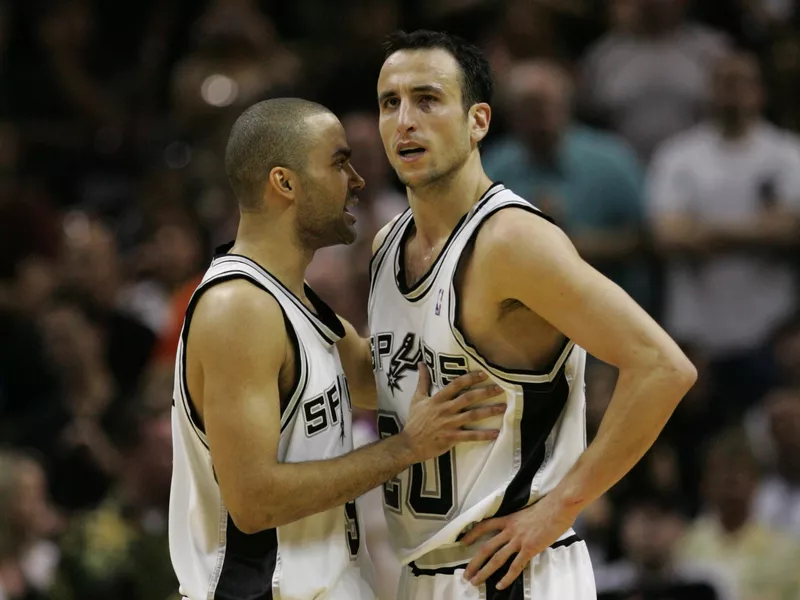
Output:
top-left (378, 48), bottom-right (462, 96)
top-left (306, 112), bottom-right (347, 157)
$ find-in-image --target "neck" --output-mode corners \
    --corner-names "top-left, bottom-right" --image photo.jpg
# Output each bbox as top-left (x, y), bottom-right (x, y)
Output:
top-left (717, 116), bottom-right (755, 140)
top-left (230, 209), bottom-right (311, 298)
top-left (406, 154), bottom-right (493, 247)
top-left (718, 508), bottom-right (749, 534)
top-left (777, 457), bottom-right (800, 485)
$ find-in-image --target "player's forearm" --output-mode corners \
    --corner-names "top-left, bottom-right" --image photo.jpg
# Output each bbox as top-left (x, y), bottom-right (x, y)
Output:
top-left (243, 435), bottom-right (415, 532)
top-left (548, 359), bottom-right (695, 513)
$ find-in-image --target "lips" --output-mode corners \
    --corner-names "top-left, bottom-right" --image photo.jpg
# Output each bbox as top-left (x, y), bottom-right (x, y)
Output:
top-left (396, 141), bottom-right (426, 158)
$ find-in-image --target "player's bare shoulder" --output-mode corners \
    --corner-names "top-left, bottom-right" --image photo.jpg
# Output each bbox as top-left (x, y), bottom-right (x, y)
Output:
top-left (372, 212), bottom-right (405, 255)
top-left (471, 206), bottom-right (577, 277)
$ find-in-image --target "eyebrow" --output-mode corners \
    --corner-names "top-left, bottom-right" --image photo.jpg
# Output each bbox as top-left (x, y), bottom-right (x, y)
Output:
top-left (378, 84), bottom-right (446, 105)
top-left (332, 147), bottom-right (352, 160)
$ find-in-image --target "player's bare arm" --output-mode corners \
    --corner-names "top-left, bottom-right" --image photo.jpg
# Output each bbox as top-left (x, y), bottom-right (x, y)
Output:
top-left (337, 316), bottom-right (377, 410)
top-left (188, 280), bottom-right (505, 534)
top-left (461, 208), bottom-right (697, 589)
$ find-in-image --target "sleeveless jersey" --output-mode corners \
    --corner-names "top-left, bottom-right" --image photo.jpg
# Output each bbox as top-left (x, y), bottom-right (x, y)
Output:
top-left (169, 246), bottom-right (375, 600)
top-left (367, 183), bottom-right (587, 565)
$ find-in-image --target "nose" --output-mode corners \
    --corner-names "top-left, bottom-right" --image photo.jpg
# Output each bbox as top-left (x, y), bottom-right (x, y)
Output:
top-left (349, 165), bottom-right (365, 192)
top-left (396, 99), bottom-right (416, 135)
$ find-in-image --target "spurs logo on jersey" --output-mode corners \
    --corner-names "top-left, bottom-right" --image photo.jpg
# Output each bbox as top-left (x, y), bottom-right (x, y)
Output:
top-left (368, 183), bottom-right (588, 566)
top-left (386, 332), bottom-right (420, 394)
top-left (170, 247), bottom-right (375, 600)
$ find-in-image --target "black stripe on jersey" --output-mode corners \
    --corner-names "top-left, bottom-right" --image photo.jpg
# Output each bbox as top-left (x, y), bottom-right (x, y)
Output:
top-left (394, 183), bottom-right (505, 303)
top-left (407, 535), bottom-right (582, 580)
top-left (450, 200), bottom-right (568, 383)
top-left (179, 273), bottom-right (304, 444)
top-left (369, 209), bottom-right (413, 299)
top-left (214, 254), bottom-right (345, 345)
top-left (213, 514), bottom-right (277, 600)
top-left (494, 366), bottom-right (571, 519)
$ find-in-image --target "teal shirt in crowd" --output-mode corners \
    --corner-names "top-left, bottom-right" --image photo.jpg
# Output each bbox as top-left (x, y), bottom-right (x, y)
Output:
top-left (483, 125), bottom-right (652, 312)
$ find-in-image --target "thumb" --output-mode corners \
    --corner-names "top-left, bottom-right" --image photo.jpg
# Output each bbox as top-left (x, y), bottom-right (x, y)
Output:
top-left (415, 362), bottom-right (431, 396)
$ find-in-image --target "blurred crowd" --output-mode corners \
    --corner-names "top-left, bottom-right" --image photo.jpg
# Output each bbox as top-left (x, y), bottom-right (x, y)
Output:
top-left (0, 0), bottom-right (799, 599)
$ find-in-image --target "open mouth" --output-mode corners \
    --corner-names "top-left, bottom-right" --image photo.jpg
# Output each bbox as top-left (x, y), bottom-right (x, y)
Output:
top-left (397, 146), bottom-right (426, 161)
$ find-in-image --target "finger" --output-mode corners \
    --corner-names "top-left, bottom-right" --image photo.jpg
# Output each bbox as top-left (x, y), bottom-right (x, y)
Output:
top-left (453, 404), bottom-right (506, 426)
top-left (460, 517), bottom-right (508, 546)
top-left (463, 530), bottom-right (511, 580)
top-left (470, 542), bottom-right (518, 586)
top-left (451, 385), bottom-right (505, 412)
top-left (414, 362), bottom-right (431, 396)
top-left (433, 371), bottom-right (488, 402)
top-left (496, 551), bottom-right (532, 591)
top-left (453, 429), bottom-right (500, 443)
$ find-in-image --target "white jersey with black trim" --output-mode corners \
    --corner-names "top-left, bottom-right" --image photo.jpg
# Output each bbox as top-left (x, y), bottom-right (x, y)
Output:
top-left (367, 183), bottom-right (587, 565)
top-left (169, 244), bottom-right (376, 600)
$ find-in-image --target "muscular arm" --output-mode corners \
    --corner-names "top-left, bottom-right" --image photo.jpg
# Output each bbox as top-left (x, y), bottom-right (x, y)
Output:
top-left (337, 316), bottom-right (376, 410)
top-left (190, 281), bottom-right (417, 533)
top-left (478, 209), bottom-right (697, 513)
top-left (189, 280), bottom-right (502, 534)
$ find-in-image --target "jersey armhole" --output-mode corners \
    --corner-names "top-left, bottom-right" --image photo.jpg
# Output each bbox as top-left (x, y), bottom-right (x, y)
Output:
top-left (179, 274), bottom-right (306, 442)
top-left (449, 202), bottom-right (573, 386)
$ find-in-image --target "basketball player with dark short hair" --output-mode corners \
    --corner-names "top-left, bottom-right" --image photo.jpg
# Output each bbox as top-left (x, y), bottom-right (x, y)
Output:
top-left (168, 98), bottom-right (506, 600)
top-left (366, 30), bottom-right (698, 599)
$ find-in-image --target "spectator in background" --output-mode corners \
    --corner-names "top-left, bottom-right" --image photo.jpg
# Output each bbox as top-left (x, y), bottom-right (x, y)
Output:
top-left (483, 60), bottom-right (653, 311)
top-left (678, 428), bottom-right (800, 600)
top-left (595, 492), bottom-right (734, 600)
top-left (59, 212), bottom-right (156, 393)
top-left (753, 385), bottom-right (800, 535)
top-left (0, 451), bottom-right (63, 600)
top-left (648, 51), bottom-right (800, 420)
top-left (52, 410), bottom-right (177, 600)
top-left (580, 0), bottom-right (729, 162)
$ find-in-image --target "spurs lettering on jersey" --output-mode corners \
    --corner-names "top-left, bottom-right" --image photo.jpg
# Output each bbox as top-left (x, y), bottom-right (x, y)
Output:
top-left (303, 374), bottom-right (351, 440)
top-left (371, 332), bottom-right (470, 391)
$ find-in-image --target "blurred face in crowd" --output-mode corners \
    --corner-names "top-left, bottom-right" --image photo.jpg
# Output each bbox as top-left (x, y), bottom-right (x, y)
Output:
top-left (507, 61), bottom-right (572, 157)
top-left (0, 455), bottom-right (61, 556)
top-left (40, 302), bottom-right (103, 375)
top-left (639, 0), bottom-right (685, 30)
top-left (127, 414), bottom-right (174, 506)
top-left (711, 54), bottom-right (764, 127)
top-left (342, 112), bottom-right (392, 194)
top-left (703, 443), bottom-right (759, 526)
top-left (61, 213), bottom-right (121, 306)
top-left (766, 388), bottom-right (800, 472)
top-left (378, 48), bottom-right (489, 190)
top-left (622, 502), bottom-right (685, 570)
top-left (291, 112), bottom-right (364, 248)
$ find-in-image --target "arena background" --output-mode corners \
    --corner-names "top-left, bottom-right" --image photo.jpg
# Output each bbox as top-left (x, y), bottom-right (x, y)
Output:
top-left (0, 1), bottom-right (799, 599)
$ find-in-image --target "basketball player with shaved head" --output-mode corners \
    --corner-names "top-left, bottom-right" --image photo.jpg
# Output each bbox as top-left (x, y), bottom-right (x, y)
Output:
top-left (367, 30), bottom-right (697, 599)
top-left (168, 98), bottom-right (506, 600)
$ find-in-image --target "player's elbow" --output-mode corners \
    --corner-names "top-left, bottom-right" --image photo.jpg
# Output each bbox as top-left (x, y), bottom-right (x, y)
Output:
top-left (658, 351), bottom-right (698, 398)
top-left (227, 503), bottom-right (278, 534)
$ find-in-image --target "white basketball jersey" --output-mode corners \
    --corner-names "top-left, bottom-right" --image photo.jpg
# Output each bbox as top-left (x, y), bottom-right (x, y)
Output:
top-left (368, 184), bottom-right (587, 565)
top-left (169, 245), bottom-right (375, 600)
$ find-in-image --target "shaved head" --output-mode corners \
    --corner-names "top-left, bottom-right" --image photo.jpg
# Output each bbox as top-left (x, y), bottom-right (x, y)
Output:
top-left (225, 98), bottom-right (334, 211)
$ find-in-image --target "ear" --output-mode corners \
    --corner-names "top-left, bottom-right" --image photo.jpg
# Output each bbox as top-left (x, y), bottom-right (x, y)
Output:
top-left (268, 167), bottom-right (298, 202)
top-left (470, 102), bottom-right (491, 146)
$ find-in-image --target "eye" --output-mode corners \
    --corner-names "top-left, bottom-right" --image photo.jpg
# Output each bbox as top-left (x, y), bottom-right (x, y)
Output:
top-left (419, 94), bottom-right (436, 104)
top-left (382, 97), bottom-right (399, 109)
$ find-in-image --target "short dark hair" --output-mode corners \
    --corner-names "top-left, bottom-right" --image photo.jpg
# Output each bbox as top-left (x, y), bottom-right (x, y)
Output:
top-left (383, 30), bottom-right (494, 111)
top-left (225, 98), bottom-right (332, 211)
